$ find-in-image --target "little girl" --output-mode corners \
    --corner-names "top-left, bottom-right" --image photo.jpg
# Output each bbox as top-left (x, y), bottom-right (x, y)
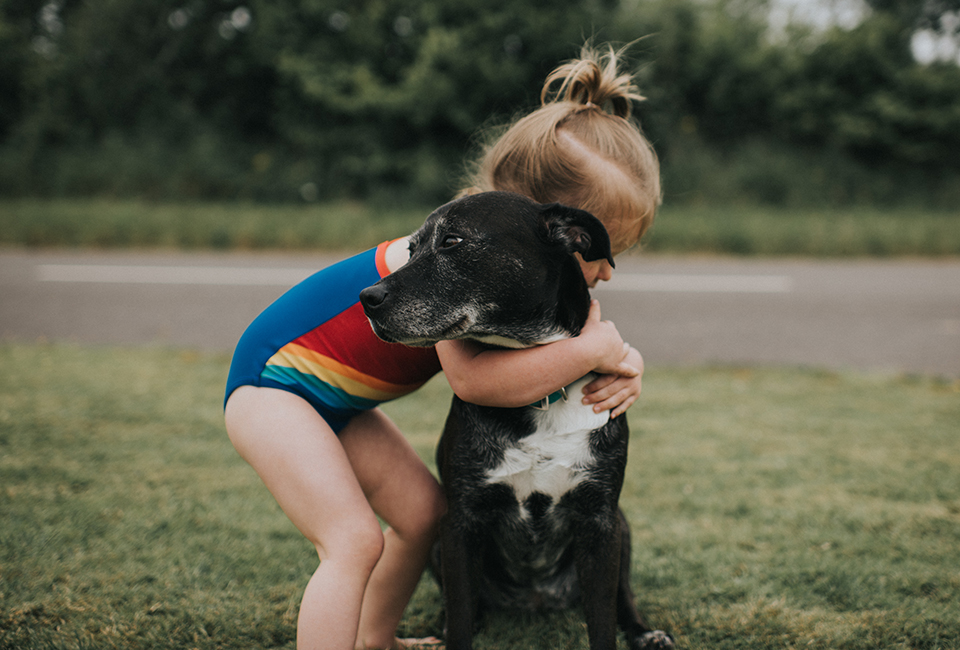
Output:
top-left (224, 43), bottom-right (660, 650)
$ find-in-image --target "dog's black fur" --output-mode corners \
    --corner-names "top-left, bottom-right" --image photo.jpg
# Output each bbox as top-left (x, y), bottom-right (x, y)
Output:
top-left (360, 191), bottom-right (674, 650)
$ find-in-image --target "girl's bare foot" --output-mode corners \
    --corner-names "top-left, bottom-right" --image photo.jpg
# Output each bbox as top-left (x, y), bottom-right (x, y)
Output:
top-left (393, 637), bottom-right (444, 650)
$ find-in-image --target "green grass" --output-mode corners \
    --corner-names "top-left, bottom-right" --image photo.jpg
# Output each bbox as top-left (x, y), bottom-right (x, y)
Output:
top-left (1, 198), bottom-right (958, 256)
top-left (643, 205), bottom-right (960, 257)
top-left (2, 343), bottom-right (959, 649)
top-left (0, 200), bottom-right (431, 253)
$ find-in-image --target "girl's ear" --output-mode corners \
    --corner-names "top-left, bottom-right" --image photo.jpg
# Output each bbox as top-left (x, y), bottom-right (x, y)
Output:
top-left (538, 203), bottom-right (615, 267)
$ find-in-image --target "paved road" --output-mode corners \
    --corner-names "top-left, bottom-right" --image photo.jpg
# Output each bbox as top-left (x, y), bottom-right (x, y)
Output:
top-left (2, 249), bottom-right (958, 377)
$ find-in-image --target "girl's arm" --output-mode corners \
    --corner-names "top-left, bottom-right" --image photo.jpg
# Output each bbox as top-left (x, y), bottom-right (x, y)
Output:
top-left (581, 345), bottom-right (644, 418)
top-left (436, 300), bottom-right (638, 408)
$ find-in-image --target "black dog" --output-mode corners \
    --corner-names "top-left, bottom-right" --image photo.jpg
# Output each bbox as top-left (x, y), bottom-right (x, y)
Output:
top-left (360, 191), bottom-right (674, 650)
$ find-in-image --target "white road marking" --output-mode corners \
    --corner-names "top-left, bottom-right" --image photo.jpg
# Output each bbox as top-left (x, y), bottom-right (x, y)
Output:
top-left (37, 264), bottom-right (316, 286)
top-left (37, 265), bottom-right (794, 293)
top-left (598, 273), bottom-right (794, 293)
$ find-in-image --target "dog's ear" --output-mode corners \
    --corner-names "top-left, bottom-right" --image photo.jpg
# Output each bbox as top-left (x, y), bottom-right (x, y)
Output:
top-left (538, 203), bottom-right (615, 268)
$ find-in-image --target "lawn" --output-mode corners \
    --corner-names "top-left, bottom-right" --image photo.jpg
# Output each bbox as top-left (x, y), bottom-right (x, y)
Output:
top-left (1, 343), bottom-right (958, 649)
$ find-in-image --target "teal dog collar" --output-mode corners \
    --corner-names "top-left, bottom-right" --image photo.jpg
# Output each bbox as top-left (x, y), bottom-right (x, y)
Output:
top-left (530, 385), bottom-right (569, 411)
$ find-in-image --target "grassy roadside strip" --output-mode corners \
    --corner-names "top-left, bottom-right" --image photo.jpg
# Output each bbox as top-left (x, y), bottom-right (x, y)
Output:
top-left (0, 199), bottom-right (429, 253)
top-left (1, 198), bottom-right (958, 256)
top-left (2, 343), bottom-right (958, 649)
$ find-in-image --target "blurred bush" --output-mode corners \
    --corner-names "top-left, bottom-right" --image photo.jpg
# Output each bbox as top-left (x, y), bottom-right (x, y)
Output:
top-left (1, 0), bottom-right (959, 207)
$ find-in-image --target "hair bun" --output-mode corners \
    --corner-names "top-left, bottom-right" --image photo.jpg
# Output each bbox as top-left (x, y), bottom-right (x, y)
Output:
top-left (541, 44), bottom-right (645, 119)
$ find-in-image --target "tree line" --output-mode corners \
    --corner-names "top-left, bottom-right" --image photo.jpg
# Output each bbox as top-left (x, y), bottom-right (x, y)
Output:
top-left (1, 0), bottom-right (959, 207)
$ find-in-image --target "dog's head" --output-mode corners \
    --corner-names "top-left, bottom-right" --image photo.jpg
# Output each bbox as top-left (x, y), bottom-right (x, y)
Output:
top-left (359, 191), bottom-right (613, 348)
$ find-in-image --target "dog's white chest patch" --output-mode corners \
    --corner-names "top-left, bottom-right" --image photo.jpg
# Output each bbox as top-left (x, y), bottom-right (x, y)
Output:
top-left (484, 377), bottom-right (610, 509)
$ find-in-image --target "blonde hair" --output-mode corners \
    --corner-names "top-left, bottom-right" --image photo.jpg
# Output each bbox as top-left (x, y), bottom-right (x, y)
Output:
top-left (460, 44), bottom-right (661, 255)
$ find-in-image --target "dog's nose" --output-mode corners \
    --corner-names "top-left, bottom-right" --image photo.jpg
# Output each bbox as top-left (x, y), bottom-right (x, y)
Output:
top-left (359, 284), bottom-right (388, 312)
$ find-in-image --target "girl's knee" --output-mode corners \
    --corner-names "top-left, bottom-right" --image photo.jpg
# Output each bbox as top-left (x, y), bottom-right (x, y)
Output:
top-left (317, 514), bottom-right (386, 572)
top-left (398, 482), bottom-right (447, 543)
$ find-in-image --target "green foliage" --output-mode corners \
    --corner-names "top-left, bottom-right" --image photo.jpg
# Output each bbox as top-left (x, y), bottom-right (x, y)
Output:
top-left (0, 0), bottom-right (617, 203)
top-left (1, 0), bottom-right (960, 206)
top-left (616, 0), bottom-right (960, 207)
top-left (262, 0), bottom-right (616, 201)
top-left (771, 14), bottom-right (960, 168)
top-left (2, 342), bottom-right (959, 649)
top-left (864, 0), bottom-right (960, 34)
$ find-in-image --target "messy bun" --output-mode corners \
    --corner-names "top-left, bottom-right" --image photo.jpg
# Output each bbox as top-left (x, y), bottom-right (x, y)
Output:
top-left (459, 43), bottom-right (661, 254)
top-left (541, 44), bottom-right (645, 119)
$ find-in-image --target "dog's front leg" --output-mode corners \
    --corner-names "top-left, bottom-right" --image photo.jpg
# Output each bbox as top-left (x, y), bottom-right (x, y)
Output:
top-left (439, 514), bottom-right (481, 650)
top-left (615, 510), bottom-right (676, 650)
top-left (575, 514), bottom-right (622, 650)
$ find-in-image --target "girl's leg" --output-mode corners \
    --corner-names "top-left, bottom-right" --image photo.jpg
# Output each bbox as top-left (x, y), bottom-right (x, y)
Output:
top-left (339, 409), bottom-right (446, 650)
top-left (225, 386), bottom-right (385, 650)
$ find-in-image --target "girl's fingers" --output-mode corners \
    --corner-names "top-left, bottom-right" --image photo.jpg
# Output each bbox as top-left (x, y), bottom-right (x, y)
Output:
top-left (611, 394), bottom-right (637, 418)
top-left (583, 373), bottom-right (616, 395)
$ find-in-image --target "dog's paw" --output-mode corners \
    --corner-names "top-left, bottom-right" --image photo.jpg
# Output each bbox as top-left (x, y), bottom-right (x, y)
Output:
top-left (637, 630), bottom-right (676, 650)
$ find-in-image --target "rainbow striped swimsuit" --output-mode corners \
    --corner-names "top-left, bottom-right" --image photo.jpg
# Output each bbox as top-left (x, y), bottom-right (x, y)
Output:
top-left (224, 241), bottom-right (442, 432)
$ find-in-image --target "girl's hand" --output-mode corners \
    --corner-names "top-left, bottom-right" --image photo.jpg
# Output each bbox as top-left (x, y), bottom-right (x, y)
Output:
top-left (579, 300), bottom-right (638, 378)
top-left (582, 345), bottom-right (644, 418)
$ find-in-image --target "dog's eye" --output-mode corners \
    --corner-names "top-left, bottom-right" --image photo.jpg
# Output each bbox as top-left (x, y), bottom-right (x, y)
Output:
top-left (439, 235), bottom-right (463, 250)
